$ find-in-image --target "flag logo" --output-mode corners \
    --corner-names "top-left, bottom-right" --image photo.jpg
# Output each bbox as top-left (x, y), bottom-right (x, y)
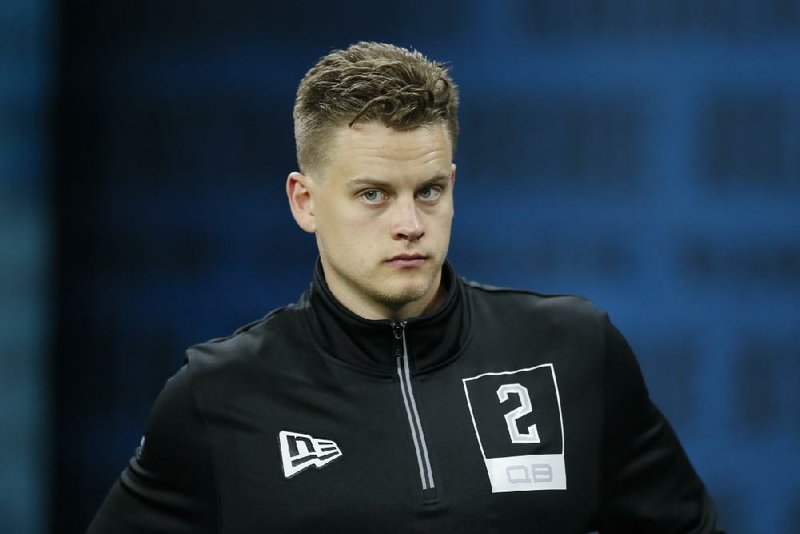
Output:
top-left (279, 430), bottom-right (342, 478)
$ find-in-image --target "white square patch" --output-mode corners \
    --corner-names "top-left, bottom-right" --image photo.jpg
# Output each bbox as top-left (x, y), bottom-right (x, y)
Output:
top-left (462, 363), bottom-right (566, 492)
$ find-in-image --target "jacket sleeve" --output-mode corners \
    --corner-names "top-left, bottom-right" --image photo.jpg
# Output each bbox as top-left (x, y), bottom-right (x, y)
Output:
top-left (86, 364), bottom-right (217, 534)
top-left (596, 317), bottom-right (722, 534)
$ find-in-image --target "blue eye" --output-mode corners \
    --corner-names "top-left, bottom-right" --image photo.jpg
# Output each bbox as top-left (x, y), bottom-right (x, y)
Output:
top-left (418, 186), bottom-right (442, 201)
top-left (361, 190), bottom-right (385, 203)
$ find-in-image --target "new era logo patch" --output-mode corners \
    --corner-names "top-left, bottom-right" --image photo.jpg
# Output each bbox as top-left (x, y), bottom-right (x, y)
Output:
top-left (279, 430), bottom-right (342, 478)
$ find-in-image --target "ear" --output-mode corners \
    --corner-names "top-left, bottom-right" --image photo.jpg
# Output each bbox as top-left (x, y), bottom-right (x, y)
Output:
top-left (450, 163), bottom-right (457, 216)
top-left (286, 171), bottom-right (316, 233)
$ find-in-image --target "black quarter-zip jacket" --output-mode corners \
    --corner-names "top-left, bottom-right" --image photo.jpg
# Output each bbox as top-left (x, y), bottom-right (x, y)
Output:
top-left (88, 262), bottom-right (721, 533)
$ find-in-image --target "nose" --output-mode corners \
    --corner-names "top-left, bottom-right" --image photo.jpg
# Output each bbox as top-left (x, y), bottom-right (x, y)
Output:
top-left (391, 198), bottom-right (424, 241)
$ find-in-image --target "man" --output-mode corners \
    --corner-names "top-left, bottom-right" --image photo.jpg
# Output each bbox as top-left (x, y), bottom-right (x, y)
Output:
top-left (88, 42), bottom-right (721, 533)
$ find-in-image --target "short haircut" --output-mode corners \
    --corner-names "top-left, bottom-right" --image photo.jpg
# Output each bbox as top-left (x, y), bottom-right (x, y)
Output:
top-left (293, 41), bottom-right (459, 175)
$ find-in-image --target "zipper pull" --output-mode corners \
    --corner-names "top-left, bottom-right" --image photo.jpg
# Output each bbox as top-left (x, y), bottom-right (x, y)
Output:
top-left (392, 321), bottom-right (407, 358)
top-left (392, 320), bottom-right (407, 340)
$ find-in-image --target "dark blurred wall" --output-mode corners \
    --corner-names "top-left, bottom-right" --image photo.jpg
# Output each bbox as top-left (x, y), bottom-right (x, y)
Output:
top-left (0, 0), bottom-right (52, 532)
top-left (52, 1), bottom-right (800, 533)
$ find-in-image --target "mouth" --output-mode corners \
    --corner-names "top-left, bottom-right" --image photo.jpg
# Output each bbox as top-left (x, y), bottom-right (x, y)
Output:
top-left (385, 253), bottom-right (428, 268)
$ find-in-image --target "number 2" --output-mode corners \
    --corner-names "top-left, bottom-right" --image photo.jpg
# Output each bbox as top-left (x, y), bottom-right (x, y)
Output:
top-left (496, 383), bottom-right (541, 444)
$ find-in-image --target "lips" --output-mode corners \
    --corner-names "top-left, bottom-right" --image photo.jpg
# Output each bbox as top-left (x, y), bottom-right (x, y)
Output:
top-left (389, 253), bottom-right (427, 261)
top-left (386, 253), bottom-right (428, 267)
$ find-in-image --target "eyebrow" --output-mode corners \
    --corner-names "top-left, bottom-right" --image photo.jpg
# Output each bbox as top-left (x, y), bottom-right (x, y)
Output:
top-left (345, 174), bottom-right (451, 189)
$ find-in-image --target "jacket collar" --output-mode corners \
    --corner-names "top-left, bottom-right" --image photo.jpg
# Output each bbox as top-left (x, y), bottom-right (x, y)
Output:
top-left (302, 259), bottom-right (470, 376)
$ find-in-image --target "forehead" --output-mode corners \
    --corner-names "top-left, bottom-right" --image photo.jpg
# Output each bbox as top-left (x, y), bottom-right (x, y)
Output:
top-left (321, 122), bottom-right (453, 179)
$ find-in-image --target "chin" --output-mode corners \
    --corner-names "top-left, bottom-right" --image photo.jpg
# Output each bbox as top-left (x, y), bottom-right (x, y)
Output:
top-left (363, 262), bottom-right (442, 308)
top-left (383, 282), bottom-right (432, 306)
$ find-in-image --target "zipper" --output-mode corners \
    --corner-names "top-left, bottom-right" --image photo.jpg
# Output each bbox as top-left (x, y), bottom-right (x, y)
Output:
top-left (392, 321), bottom-right (436, 496)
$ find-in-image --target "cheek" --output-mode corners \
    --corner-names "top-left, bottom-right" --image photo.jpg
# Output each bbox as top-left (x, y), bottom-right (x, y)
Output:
top-left (337, 211), bottom-right (384, 240)
top-left (427, 206), bottom-right (454, 231)
top-left (320, 207), bottom-right (384, 249)
top-left (316, 200), bottom-right (357, 234)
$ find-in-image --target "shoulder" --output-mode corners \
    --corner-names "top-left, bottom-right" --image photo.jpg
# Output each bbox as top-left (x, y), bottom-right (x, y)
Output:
top-left (460, 276), bottom-right (607, 331)
top-left (87, 365), bottom-right (218, 531)
top-left (136, 365), bottom-right (209, 475)
top-left (185, 302), bottom-right (308, 373)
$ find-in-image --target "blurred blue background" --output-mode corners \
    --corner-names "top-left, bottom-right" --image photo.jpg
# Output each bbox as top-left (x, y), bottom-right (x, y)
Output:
top-left (2, 0), bottom-right (799, 532)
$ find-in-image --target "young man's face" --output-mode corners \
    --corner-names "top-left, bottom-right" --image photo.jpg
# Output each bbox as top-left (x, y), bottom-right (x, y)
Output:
top-left (288, 121), bottom-right (456, 320)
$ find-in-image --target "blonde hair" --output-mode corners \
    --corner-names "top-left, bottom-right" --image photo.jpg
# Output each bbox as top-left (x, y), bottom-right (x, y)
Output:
top-left (293, 41), bottom-right (459, 174)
